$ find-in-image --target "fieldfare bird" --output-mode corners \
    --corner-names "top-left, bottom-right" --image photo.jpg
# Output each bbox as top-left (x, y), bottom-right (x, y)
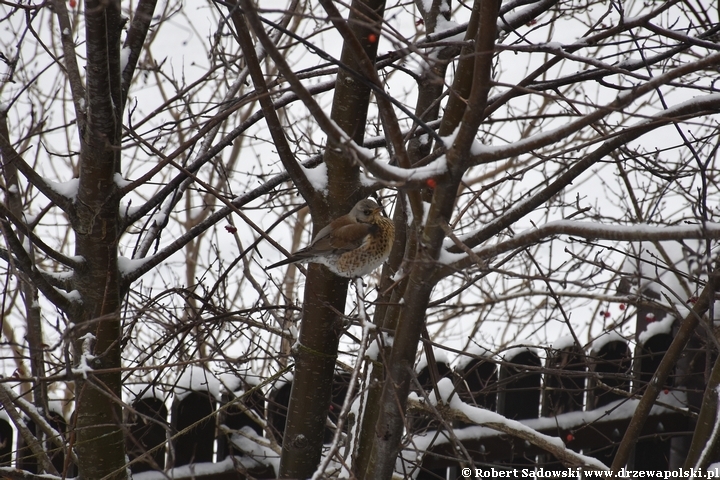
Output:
top-left (267, 199), bottom-right (395, 278)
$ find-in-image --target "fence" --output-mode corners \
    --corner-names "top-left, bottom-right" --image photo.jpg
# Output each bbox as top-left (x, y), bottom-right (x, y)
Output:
top-left (0, 317), bottom-right (709, 478)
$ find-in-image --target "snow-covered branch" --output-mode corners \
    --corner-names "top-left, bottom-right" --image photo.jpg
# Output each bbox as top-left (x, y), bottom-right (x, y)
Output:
top-left (0, 203), bottom-right (82, 271)
top-left (444, 220), bottom-right (720, 275)
top-left (0, 114), bottom-right (75, 214)
top-left (439, 92), bottom-right (720, 277)
top-left (407, 377), bottom-right (689, 472)
top-left (0, 383), bottom-right (59, 475)
top-left (406, 378), bottom-right (610, 470)
top-left (0, 223), bottom-right (77, 314)
top-left (13, 392), bottom-right (77, 465)
top-left (472, 61), bottom-right (720, 165)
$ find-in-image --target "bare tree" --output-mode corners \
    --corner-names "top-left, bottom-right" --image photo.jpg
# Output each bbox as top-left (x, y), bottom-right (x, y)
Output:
top-left (1, 0), bottom-right (719, 478)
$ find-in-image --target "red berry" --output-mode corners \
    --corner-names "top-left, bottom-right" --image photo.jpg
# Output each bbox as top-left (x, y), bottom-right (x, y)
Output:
top-left (619, 303), bottom-right (626, 311)
top-left (225, 225), bottom-right (237, 234)
top-left (426, 178), bottom-right (437, 189)
top-left (663, 389), bottom-right (669, 394)
top-left (368, 33), bottom-right (378, 43)
top-left (69, 0), bottom-right (76, 7)
top-left (565, 433), bottom-right (574, 442)
top-left (646, 313), bottom-right (655, 322)
top-left (604, 311), bottom-right (611, 318)
top-left (689, 296), bottom-right (698, 304)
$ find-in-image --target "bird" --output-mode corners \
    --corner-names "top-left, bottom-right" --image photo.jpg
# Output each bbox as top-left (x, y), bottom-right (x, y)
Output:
top-left (266, 199), bottom-right (395, 278)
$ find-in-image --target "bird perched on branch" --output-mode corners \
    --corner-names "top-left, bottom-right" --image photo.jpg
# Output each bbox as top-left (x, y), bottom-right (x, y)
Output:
top-left (266, 198), bottom-right (395, 278)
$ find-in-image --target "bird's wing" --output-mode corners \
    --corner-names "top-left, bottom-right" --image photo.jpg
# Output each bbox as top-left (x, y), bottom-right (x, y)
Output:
top-left (311, 223), bottom-right (375, 254)
top-left (311, 214), bottom-right (355, 244)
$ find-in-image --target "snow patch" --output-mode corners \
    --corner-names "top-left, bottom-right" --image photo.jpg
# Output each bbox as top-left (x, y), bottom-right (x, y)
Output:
top-left (54, 287), bottom-right (82, 303)
top-left (230, 428), bottom-right (280, 473)
top-left (415, 348), bottom-right (450, 373)
top-left (39, 268), bottom-right (74, 281)
top-left (72, 332), bottom-right (96, 379)
top-left (133, 456), bottom-right (262, 480)
top-left (175, 366), bottom-right (220, 401)
top-left (470, 137), bottom-right (489, 155)
top-left (120, 46), bottom-right (132, 71)
top-left (440, 127), bottom-right (460, 149)
top-left (435, 17), bottom-right (464, 42)
top-left (454, 344), bottom-right (495, 371)
top-left (371, 155), bottom-right (447, 183)
top-left (429, 377), bottom-right (455, 405)
top-left (544, 42), bottom-right (564, 52)
top-left (218, 373), bottom-right (243, 395)
top-left (590, 331), bottom-right (626, 353)
top-left (118, 255), bottom-right (154, 276)
top-left (299, 161), bottom-right (328, 194)
top-left (501, 345), bottom-right (538, 362)
top-left (437, 247), bottom-right (467, 265)
top-left (366, 332), bottom-right (393, 361)
top-left (47, 178), bottom-right (79, 199)
top-left (113, 172), bottom-right (132, 189)
top-left (638, 315), bottom-right (675, 345)
top-left (551, 335), bottom-right (580, 351)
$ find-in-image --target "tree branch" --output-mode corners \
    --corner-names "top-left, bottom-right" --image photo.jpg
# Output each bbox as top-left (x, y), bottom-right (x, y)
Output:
top-left (237, 0), bottom-right (374, 172)
top-left (0, 218), bottom-right (76, 313)
top-left (473, 51), bottom-right (720, 166)
top-left (0, 203), bottom-right (82, 270)
top-left (51, 0), bottom-right (87, 136)
top-left (408, 395), bottom-right (609, 470)
top-left (611, 264), bottom-right (720, 471)
top-left (0, 113), bottom-right (75, 214)
top-left (0, 382), bottom-right (59, 476)
top-left (448, 220), bottom-right (720, 274)
top-left (316, 0), bottom-right (425, 221)
top-left (120, 0), bottom-right (158, 109)
top-left (437, 93), bottom-right (720, 282)
top-left (227, 4), bottom-right (316, 201)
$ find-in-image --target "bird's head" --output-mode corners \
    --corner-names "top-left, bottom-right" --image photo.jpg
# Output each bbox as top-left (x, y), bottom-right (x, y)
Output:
top-left (351, 199), bottom-right (382, 223)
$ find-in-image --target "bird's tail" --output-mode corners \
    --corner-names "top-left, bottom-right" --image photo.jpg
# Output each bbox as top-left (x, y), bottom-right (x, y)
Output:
top-left (266, 252), bottom-right (311, 270)
top-left (265, 257), bottom-right (297, 270)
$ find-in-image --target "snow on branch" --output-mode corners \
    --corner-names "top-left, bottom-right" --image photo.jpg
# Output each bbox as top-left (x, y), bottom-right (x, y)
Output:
top-left (0, 203), bottom-right (82, 270)
top-left (0, 382), bottom-right (60, 475)
top-left (132, 455), bottom-right (260, 480)
top-left (0, 468), bottom-right (69, 480)
top-left (444, 220), bottom-right (720, 272)
top-left (0, 117), bottom-right (75, 214)
top-left (0, 225), bottom-right (77, 313)
top-left (406, 378), bottom-right (609, 470)
top-left (12, 390), bottom-right (77, 466)
top-left (361, 154), bottom-right (449, 185)
top-left (405, 378), bottom-right (690, 471)
top-left (72, 332), bottom-right (97, 379)
top-left (117, 255), bottom-right (155, 280)
top-left (471, 77), bottom-right (720, 165)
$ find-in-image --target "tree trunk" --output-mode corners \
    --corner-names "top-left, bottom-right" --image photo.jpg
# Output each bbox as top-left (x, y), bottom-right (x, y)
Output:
top-left (278, 0), bottom-right (387, 476)
top-left (71, 0), bottom-right (127, 477)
